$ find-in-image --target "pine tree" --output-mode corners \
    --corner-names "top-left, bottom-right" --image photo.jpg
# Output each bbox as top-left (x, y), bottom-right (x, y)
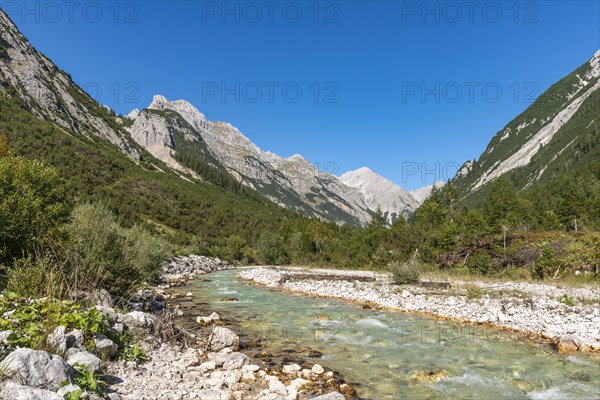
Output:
top-left (559, 177), bottom-right (587, 231)
top-left (487, 177), bottom-right (519, 229)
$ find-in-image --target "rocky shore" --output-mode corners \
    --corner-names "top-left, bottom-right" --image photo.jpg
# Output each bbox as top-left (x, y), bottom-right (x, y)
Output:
top-left (239, 267), bottom-right (600, 354)
top-left (0, 256), bottom-right (353, 400)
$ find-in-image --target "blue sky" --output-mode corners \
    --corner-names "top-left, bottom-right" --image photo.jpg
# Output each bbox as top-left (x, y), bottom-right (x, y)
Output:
top-left (4, 1), bottom-right (599, 190)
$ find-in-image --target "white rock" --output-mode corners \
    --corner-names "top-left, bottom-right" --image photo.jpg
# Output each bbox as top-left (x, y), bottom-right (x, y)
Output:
top-left (47, 326), bottom-right (67, 355)
top-left (0, 381), bottom-right (62, 400)
top-left (94, 333), bottom-right (118, 358)
top-left (268, 379), bottom-right (288, 396)
top-left (283, 363), bottom-right (301, 374)
top-left (199, 360), bottom-right (217, 371)
top-left (66, 349), bottom-right (102, 373)
top-left (311, 364), bottom-right (325, 374)
top-left (208, 326), bottom-right (239, 351)
top-left (0, 348), bottom-right (73, 390)
top-left (223, 352), bottom-right (248, 369)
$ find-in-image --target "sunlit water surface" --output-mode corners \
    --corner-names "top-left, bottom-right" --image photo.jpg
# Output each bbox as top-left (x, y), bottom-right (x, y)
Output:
top-left (173, 270), bottom-right (600, 399)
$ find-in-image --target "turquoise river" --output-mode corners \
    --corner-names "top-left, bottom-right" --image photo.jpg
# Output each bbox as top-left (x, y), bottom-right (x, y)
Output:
top-left (173, 270), bottom-right (600, 400)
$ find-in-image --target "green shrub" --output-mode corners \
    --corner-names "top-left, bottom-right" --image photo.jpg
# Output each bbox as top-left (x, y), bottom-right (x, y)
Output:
top-left (0, 155), bottom-right (72, 264)
top-left (0, 293), bottom-right (109, 351)
top-left (256, 232), bottom-right (288, 265)
top-left (6, 256), bottom-right (57, 298)
top-left (467, 251), bottom-right (494, 275)
top-left (388, 261), bottom-right (420, 285)
top-left (465, 284), bottom-right (483, 299)
top-left (65, 203), bottom-right (172, 296)
top-left (224, 234), bottom-right (246, 262)
top-left (65, 364), bottom-right (106, 397)
top-left (558, 294), bottom-right (575, 307)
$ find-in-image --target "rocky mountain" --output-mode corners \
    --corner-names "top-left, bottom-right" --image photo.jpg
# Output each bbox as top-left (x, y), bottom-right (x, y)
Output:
top-left (0, 9), bottom-right (309, 244)
top-left (454, 50), bottom-right (600, 202)
top-left (0, 8), bottom-right (453, 228)
top-left (409, 180), bottom-right (446, 204)
top-left (0, 11), bottom-right (139, 157)
top-left (339, 167), bottom-right (419, 224)
top-left (128, 95), bottom-right (375, 226)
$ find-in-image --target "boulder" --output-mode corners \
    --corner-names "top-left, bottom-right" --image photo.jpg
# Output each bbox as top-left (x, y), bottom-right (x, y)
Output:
top-left (196, 312), bottom-right (220, 325)
top-left (268, 378), bottom-right (287, 396)
top-left (222, 352), bottom-right (248, 369)
top-left (207, 351), bottom-right (230, 367)
top-left (94, 333), bottom-right (118, 358)
top-left (46, 326), bottom-right (67, 355)
top-left (283, 363), bottom-right (301, 375)
top-left (56, 383), bottom-right (82, 398)
top-left (95, 305), bottom-right (117, 322)
top-left (66, 349), bottom-right (102, 372)
top-left (209, 326), bottom-right (239, 351)
top-left (66, 329), bottom-right (85, 349)
top-left (199, 360), bottom-right (217, 371)
top-left (0, 381), bottom-right (62, 400)
top-left (0, 348), bottom-right (73, 391)
top-left (119, 311), bottom-right (156, 335)
top-left (128, 289), bottom-right (165, 312)
top-left (0, 329), bottom-right (14, 344)
top-left (553, 335), bottom-right (580, 353)
top-left (311, 364), bottom-right (325, 374)
top-left (91, 289), bottom-right (113, 308)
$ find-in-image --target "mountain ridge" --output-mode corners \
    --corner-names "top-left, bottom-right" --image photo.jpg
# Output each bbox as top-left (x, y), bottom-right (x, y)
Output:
top-left (453, 49), bottom-right (600, 202)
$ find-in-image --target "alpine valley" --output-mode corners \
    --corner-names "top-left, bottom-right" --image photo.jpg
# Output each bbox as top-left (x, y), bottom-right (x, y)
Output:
top-left (1, 8), bottom-right (599, 242)
top-left (1, 6), bottom-right (600, 400)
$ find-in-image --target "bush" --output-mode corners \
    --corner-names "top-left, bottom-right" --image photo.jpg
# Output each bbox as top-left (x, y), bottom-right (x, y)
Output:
top-left (224, 234), bottom-right (246, 262)
top-left (65, 203), bottom-right (172, 296)
top-left (467, 251), bottom-right (494, 275)
top-left (6, 256), bottom-right (58, 298)
top-left (0, 155), bottom-right (72, 264)
top-left (256, 232), bottom-right (288, 265)
top-left (388, 261), bottom-right (420, 285)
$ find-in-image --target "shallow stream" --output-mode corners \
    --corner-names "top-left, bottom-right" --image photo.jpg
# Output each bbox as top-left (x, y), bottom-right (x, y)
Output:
top-left (173, 270), bottom-right (600, 399)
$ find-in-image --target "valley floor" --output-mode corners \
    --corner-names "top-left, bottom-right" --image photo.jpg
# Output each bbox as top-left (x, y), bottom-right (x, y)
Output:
top-left (239, 267), bottom-right (600, 354)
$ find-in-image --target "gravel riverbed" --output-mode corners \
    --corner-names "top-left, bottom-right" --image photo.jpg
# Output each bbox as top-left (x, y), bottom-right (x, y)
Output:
top-left (239, 267), bottom-right (600, 354)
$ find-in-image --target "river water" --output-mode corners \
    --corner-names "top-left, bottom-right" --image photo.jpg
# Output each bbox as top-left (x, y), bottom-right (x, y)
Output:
top-left (173, 270), bottom-right (600, 399)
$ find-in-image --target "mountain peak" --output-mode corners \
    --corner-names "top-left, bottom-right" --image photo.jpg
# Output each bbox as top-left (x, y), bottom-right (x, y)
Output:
top-left (149, 94), bottom-right (169, 109)
top-left (409, 181), bottom-right (445, 204)
top-left (340, 167), bottom-right (417, 224)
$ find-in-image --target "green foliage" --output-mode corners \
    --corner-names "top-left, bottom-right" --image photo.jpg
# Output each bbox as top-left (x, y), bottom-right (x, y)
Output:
top-left (0, 132), bottom-right (7, 157)
top-left (532, 245), bottom-right (563, 280)
top-left (486, 177), bottom-right (519, 230)
top-left (65, 203), bottom-right (172, 296)
top-left (256, 232), bottom-right (289, 265)
top-left (0, 294), bottom-right (109, 351)
top-left (465, 284), bottom-right (484, 299)
top-left (388, 260), bottom-right (420, 285)
top-left (467, 251), bottom-right (494, 275)
top-left (0, 155), bottom-right (72, 263)
top-left (121, 342), bottom-right (149, 363)
top-left (67, 364), bottom-right (106, 397)
top-left (224, 234), bottom-right (247, 262)
top-left (558, 294), bottom-right (575, 307)
top-left (5, 256), bottom-right (57, 298)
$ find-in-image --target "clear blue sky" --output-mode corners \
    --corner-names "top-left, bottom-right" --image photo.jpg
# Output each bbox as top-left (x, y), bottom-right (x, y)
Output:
top-left (4, 1), bottom-right (599, 189)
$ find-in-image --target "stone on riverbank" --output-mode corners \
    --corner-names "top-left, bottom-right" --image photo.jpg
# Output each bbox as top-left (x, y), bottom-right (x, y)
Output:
top-left (0, 348), bottom-right (73, 391)
top-left (0, 381), bottom-right (63, 400)
top-left (209, 326), bottom-right (240, 351)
